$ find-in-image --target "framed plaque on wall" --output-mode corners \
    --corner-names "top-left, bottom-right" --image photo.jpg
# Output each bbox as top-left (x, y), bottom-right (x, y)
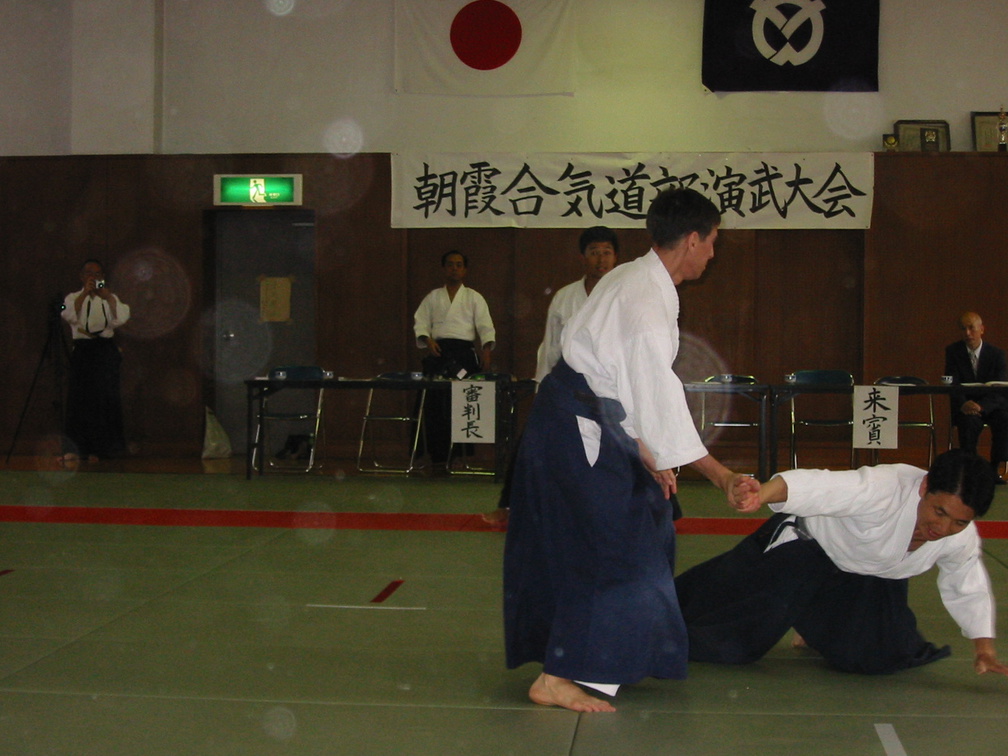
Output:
top-left (971, 111), bottom-right (1003, 151)
top-left (893, 120), bottom-right (950, 152)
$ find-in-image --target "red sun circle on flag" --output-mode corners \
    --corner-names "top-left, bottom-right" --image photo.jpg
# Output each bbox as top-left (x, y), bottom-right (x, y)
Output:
top-left (450, 0), bottom-right (523, 71)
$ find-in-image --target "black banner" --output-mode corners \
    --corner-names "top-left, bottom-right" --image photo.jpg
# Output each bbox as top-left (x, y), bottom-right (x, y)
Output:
top-left (702, 0), bottom-right (879, 92)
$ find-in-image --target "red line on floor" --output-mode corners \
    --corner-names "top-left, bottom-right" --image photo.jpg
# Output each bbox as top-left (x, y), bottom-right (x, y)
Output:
top-left (371, 579), bottom-right (404, 603)
top-left (978, 520), bottom-right (1008, 539)
top-left (676, 518), bottom-right (764, 536)
top-left (0, 506), bottom-right (478, 531)
top-left (0, 506), bottom-right (1005, 538)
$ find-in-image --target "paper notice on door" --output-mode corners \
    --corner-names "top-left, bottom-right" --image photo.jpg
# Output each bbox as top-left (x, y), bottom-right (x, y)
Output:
top-left (259, 276), bottom-right (292, 322)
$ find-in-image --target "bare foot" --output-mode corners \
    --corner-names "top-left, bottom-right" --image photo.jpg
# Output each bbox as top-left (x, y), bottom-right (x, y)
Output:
top-left (528, 673), bottom-right (616, 712)
top-left (480, 508), bottom-right (509, 527)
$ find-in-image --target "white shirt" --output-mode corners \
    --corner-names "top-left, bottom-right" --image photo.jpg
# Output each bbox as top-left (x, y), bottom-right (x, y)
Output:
top-left (774, 464), bottom-right (995, 639)
top-left (561, 249), bottom-right (707, 470)
top-left (413, 284), bottom-right (495, 349)
top-left (534, 277), bottom-right (587, 383)
top-left (62, 289), bottom-right (130, 340)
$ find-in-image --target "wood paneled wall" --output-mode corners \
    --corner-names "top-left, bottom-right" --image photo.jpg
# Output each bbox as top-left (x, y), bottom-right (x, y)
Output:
top-left (1, 152), bottom-right (1003, 470)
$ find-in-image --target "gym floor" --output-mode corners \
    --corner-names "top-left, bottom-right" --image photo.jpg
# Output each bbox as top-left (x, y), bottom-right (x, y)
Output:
top-left (1, 460), bottom-right (1006, 755)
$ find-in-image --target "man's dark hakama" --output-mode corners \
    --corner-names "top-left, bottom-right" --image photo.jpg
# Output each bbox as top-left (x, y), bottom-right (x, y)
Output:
top-left (675, 513), bottom-right (950, 675)
top-left (503, 360), bottom-right (689, 685)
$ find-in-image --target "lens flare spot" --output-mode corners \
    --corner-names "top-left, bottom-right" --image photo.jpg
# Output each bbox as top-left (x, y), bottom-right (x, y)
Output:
top-left (264, 0), bottom-right (296, 17)
top-left (201, 300), bottom-right (273, 384)
top-left (112, 249), bottom-right (192, 340)
top-left (673, 332), bottom-right (730, 445)
top-left (822, 89), bottom-right (882, 142)
top-left (323, 117), bottom-right (365, 158)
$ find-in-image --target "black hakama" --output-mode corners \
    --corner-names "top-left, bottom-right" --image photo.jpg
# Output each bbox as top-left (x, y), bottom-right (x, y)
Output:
top-left (503, 360), bottom-right (689, 684)
top-left (65, 337), bottom-right (127, 459)
top-left (675, 513), bottom-right (950, 675)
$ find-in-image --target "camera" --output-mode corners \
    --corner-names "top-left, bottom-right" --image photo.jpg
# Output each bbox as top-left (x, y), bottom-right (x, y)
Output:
top-left (96, 280), bottom-right (106, 289)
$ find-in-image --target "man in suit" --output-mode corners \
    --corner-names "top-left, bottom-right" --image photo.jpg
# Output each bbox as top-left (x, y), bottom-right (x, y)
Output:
top-left (944, 311), bottom-right (1008, 481)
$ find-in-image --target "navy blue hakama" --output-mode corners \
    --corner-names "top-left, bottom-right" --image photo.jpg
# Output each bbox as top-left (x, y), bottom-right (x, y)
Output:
top-left (503, 360), bottom-right (689, 685)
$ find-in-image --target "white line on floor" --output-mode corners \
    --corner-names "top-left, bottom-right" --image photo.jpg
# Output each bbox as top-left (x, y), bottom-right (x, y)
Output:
top-left (875, 724), bottom-right (909, 756)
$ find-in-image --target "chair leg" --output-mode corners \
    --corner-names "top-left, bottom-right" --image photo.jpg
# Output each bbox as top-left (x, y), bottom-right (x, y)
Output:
top-left (303, 390), bottom-right (324, 473)
top-left (357, 388), bottom-right (427, 474)
top-left (261, 419), bottom-right (270, 471)
top-left (252, 422), bottom-right (262, 472)
top-left (356, 389), bottom-right (376, 472)
top-left (406, 389), bottom-right (426, 473)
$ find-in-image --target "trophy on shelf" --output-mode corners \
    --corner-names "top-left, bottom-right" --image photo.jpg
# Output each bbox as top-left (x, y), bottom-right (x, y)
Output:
top-left (999, 106), bottom-right (1007, 152)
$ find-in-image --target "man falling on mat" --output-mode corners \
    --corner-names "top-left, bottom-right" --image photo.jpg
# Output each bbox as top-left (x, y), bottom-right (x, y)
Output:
top-left (676, 449), bottom-right (1008, 677)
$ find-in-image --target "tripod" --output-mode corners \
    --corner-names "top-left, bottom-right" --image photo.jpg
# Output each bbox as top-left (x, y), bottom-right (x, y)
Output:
top-left (6, 296), bottom-right (71, 462)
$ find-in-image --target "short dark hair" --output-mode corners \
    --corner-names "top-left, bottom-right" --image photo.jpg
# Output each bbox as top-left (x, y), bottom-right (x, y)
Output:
top-left (645, 188), bottom-right (721, 249)
top-left (578, 226), bottom-right (619, 256)
top-left (441, 250), bottom-right (467, 267)
top-left (81, 258), bottom-right (105, 273)
top-left (926, 449), bottom-right (996, 517)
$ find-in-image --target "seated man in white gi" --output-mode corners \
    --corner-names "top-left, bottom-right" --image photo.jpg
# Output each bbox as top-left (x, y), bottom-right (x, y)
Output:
top-left (676, 449), bottom-right (1008, 676)
top-left (413, 250), bottom-right (496, 469)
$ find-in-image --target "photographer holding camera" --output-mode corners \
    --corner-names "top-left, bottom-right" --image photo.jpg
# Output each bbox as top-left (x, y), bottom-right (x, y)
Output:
top-left (60, 259), bottom-right (130, 463)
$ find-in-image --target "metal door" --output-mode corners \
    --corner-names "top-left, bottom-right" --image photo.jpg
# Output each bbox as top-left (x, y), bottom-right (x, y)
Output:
top-left (206, 208), bottom-right (316, 453)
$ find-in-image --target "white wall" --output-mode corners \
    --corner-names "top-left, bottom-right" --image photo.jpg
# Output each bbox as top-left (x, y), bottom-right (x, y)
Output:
top-left (0, 1), bottom-right (71, 155)
top-left (3, 0), bottom-right (1006, 156)
top-left (70, 0), bottom-right (159, 154)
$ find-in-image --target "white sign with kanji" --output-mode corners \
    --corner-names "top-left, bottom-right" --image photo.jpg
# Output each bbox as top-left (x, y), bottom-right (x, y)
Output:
top-left (853, 385), bottom-right (898, 450)
top-left (451, 380), bottom-right (496, 444)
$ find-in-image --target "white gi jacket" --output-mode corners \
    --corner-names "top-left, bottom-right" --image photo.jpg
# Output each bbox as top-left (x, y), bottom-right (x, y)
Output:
top-left (413, 284), bottom-right (496, 349)
top-left (534, 277), bottom-right (587, 383)
top-left (774, 464), bottom-right (996, 640)
top-left (561, 249), bottom-right (707, 471)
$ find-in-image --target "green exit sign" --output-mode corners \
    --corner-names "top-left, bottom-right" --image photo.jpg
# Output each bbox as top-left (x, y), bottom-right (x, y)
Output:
top-left (213, 174), bottom-right (302, 205)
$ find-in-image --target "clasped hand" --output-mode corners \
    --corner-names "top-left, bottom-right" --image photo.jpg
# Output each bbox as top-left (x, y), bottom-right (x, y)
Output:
top-left (727, 474), bottom-right (761, 513)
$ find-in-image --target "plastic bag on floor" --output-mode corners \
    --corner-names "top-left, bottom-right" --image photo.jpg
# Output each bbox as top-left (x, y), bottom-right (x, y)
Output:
top-left (202, 406), bottom-right (232, 459)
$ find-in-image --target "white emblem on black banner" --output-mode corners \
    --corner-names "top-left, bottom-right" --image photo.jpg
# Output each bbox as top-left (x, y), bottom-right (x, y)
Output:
top-left (750, 0), bottom-right (826, 66)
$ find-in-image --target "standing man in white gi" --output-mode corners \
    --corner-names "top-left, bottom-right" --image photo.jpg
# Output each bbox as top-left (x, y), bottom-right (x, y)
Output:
top-left (484, 226), bottom-right (619, 527)
top-left (414, 250), bottom-right (496, 471)
top-left (533, 225), bottom-right (618, 383)
top-left (503, 188), bottom-right (759, 713)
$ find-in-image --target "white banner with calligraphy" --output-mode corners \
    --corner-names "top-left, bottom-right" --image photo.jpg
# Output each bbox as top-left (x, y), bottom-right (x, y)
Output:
top-left (853, 385), bottom-right (898, 450)
top-left (392, 152), bottom-right (874, 230)
top-left (451, 380), bottom-right (496, 444)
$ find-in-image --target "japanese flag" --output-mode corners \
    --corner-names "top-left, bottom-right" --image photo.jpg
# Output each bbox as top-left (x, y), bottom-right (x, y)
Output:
top-left (394, 0), bottom-right (574, 96)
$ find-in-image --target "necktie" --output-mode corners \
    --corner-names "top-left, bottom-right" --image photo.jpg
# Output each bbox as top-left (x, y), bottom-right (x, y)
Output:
top-left (970, 350), bottom-right (979, 376)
